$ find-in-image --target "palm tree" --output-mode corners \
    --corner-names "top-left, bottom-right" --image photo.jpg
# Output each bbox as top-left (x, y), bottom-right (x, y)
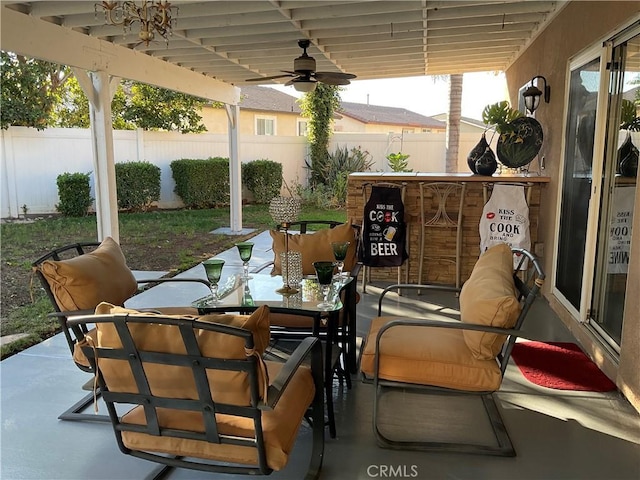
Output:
top-left (445, 73), bottom-right (463, 173)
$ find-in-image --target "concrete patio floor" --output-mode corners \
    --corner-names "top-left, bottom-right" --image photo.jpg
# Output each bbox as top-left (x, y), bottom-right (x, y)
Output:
top-left (2, 230), bottom-right (639, 479)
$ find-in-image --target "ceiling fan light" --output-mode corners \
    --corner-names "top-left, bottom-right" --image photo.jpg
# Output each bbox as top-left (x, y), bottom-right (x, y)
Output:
top-left (293, 80), bottom-right (316, 93)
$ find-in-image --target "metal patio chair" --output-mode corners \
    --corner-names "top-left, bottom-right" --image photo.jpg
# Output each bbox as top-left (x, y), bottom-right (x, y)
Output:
top-left (31, 237), bottom-right (211, 422)
top-left (361, 244), bottom-right (545, 456)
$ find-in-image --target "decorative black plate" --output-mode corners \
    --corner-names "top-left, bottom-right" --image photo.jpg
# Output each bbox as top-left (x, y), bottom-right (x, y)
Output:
top-left (497, 117), bottom-right (543, 168)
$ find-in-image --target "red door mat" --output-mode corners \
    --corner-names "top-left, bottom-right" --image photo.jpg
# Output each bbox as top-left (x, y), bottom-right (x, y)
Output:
top-left (511, 341), bottom-right (617, 392)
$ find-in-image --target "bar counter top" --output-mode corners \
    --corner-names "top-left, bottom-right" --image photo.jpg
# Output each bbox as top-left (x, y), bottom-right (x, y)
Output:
top-left (349, 172), bottom-right (550, 183)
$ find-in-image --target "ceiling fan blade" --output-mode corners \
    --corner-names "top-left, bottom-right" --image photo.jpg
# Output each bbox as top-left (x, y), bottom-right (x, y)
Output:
top-left (315, 72), bottom-right (357, 81)
top-left (245, 73), bottom-right (295, 82)
top-left (314, 74), bottom-right (352, 86)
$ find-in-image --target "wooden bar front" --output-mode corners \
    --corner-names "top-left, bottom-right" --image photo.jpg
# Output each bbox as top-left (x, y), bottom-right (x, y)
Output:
top-left (347, 173), bottom-right (550, 286)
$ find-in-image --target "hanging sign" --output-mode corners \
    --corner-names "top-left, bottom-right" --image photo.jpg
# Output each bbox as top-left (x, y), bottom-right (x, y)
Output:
top-left (359, 186), bottom-right (408, 267)
top-left (479, 184), bottom-right (531, 269)
top-left (608, 185), bottom-right (635, 274)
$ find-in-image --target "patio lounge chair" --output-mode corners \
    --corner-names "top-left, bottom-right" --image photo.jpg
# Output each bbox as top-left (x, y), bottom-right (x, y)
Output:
top-left (31, 237), bottom-right (211, 422)
top-left (69, 304), bottom-right (324, 479)
top-left (361, 243), bottom-right (545, 456)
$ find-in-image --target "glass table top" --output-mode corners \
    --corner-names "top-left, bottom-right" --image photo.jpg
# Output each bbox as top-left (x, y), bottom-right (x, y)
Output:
top-left (192, 273), bottom-right (351, 313)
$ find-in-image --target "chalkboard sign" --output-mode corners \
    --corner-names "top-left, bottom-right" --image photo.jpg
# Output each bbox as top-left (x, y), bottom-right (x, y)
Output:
top-left (359, 185), bottom-right (408, 267)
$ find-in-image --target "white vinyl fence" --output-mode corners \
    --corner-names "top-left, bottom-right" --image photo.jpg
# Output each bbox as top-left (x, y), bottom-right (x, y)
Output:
top-left (1, 126), bottom-right (484, 218)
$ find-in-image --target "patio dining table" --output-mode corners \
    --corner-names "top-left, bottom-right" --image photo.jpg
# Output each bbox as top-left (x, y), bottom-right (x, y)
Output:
top-left (193, 272), bottom-right (352, 439)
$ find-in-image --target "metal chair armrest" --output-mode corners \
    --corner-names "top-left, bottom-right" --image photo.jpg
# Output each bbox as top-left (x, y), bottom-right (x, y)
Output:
top-left (375, 317), bottom-right (540, 341)
top-left (378, 283), bottom-right (461, 316)
top-left (262, 336), bottom-right (323, 410)
top-left (47, 309), bottom-right (95, 319)
top-left (252, 261), bottom-right (274, 274)
top-left (136, 277), bottom-right (210, 288)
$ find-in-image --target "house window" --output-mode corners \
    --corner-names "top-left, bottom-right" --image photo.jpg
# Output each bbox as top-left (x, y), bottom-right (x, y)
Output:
top-left (255, 116), bottom-right (276, 135)
top-left (297, 120), bottom-right (308, 136)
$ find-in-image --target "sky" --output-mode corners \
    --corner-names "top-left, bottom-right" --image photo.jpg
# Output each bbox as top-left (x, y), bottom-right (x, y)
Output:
top-left (271, 71), bottom-right (509, 121)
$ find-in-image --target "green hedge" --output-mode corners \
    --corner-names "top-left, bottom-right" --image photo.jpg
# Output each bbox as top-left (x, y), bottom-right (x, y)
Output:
top-left (170, 157), bottom-right (230, 208)
top-left (55, 172), bottom-right (93, 217)
top-left (242, 159), bottom-right (282, 204)
top-left (115, 161), bottom-right (161, 211)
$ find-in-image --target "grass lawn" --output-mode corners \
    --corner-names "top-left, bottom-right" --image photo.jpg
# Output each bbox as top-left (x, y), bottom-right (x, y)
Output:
top-left (1, 204), bottom-right (346, 358)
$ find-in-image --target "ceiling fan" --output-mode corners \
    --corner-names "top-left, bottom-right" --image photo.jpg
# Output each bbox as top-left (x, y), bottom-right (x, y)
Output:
top-left (246, 39), bottom-right (356, 92)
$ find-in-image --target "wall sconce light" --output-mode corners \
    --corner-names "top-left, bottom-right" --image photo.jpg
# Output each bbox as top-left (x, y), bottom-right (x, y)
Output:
top-left (522, 75), bottom-right (551, 114)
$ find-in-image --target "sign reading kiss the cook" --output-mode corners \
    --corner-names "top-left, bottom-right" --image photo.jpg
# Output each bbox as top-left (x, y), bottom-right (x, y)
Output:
top-left (360, 185), bottom-right (408, 267)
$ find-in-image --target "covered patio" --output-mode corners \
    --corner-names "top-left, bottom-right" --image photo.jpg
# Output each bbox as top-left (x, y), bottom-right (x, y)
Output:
top-left (2, 1), bottom-right (640, 478)
top-left (2, 230), bottom-right (640, 479)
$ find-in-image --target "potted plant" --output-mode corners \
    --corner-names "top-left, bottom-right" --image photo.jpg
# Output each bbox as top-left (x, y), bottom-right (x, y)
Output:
top-left (481, 101), bottom-right (544, 169)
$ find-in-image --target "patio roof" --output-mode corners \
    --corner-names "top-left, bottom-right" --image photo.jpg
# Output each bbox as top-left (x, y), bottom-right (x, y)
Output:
top-left (1, 1), bottom-right (566, 87)
top-left (0, 0), bottom-right (567, 240)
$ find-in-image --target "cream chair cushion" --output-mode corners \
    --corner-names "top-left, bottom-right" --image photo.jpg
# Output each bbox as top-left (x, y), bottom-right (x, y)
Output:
top-left (459, 243), bottom-right (521, 360)
top-left (77, 303), bottom-right (271, 405)
top-left (360, 316), bottom-right (502, 392)
top-left (35, 237), bottom-right (137, 311)
top-left (120, 360), bottom-right (315, 471)
top-left (270, 222), bottom-right (357, 275)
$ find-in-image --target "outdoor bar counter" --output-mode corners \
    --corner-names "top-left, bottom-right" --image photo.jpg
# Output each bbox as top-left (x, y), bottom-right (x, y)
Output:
top-left (346, 172), bottom-right (550, 286)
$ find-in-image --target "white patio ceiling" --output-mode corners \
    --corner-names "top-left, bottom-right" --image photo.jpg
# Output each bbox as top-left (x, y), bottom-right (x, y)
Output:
top-left (2, 0), bottom-right (566, 87)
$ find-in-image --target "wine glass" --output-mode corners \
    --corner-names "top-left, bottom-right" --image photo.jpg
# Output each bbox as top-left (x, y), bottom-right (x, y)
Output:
top-left (235, 242), bottom-right (254, 280)
top-left (331, 241), bottom-right (350, 282)
top-left (202, 258), bottom-right (225, 304)
top-left (313, 261), bottom-right (336, 309)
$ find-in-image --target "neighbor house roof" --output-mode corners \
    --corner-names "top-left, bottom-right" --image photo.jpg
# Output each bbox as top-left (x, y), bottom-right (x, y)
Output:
top-left (237, 85), bottom-right (446, 129)
top-left (239, 85), bottom-right (301, 114)
top-left (339, 102), bottom-right (445, 129)
top-left (432, 114), bottom-right (486, 129)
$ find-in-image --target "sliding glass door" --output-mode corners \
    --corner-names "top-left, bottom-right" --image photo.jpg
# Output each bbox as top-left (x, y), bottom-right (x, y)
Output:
top-left (589, 30), bottom-right (639, 351)
top-left (555, 57), bottom-right (601, 312)
top-left (555, 24), bottom-right (639, 354)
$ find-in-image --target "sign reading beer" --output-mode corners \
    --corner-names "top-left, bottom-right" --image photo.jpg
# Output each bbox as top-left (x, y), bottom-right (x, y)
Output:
top-left (359, 185), bottom-right (408, 267)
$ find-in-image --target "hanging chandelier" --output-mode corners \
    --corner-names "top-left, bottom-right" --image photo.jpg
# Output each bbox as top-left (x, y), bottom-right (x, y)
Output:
top-left (95, 1), bottom-right (178, 46)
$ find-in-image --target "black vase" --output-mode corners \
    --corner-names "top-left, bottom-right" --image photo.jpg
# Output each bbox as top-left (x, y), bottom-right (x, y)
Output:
top-left (475, 147), bottom-right (498, 176)
top-left (467, 133), bottom-right (490, 174)
top-left (617, 134), bottom-right (638, 178)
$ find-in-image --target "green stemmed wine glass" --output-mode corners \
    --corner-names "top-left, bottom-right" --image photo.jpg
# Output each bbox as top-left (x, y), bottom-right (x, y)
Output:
top-left (313, 261), bottom-right (336, 309)
top-left (331, 241), bottom-right (350, 282)
top-left (235, 242), bottom-right (254, 280)
top-left (202, 258), bottom-right (225, 304)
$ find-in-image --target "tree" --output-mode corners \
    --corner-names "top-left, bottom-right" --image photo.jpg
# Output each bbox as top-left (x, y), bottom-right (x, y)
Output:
top-left (122, 82), bottom-right (207, 133)
top-left (1, 52), bottom-right (71, 130)
top-left (2, 53), bottom-right (209, 133)
top-left (445, 73), bottom-right (463, 172)
top-left (299, 83), bottom-right (341, 187)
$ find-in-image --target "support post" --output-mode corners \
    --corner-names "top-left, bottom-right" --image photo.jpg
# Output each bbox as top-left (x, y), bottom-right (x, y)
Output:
top-left (74, 67), bottom-right (120, 242)
top-left (226, 104), bottom-right (242, 233)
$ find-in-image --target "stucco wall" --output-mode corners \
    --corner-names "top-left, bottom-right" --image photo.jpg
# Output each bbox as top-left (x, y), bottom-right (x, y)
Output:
top-left (506, 1), bottom-right (640, 411)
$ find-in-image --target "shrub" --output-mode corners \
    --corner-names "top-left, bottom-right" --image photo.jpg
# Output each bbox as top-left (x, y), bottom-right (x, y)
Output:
top-left (115, 161), bottom-right (161, 211)
top-left (170, 157), bottom-right (229, 208)
top-left (55, 172), bottom-right (93, 217)
top-left (302, 145), bottom-right (373, 207)
top-left (242, 159), bottom-right (282, 204)
top-left (387, 152), bottom-right (412, 172)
